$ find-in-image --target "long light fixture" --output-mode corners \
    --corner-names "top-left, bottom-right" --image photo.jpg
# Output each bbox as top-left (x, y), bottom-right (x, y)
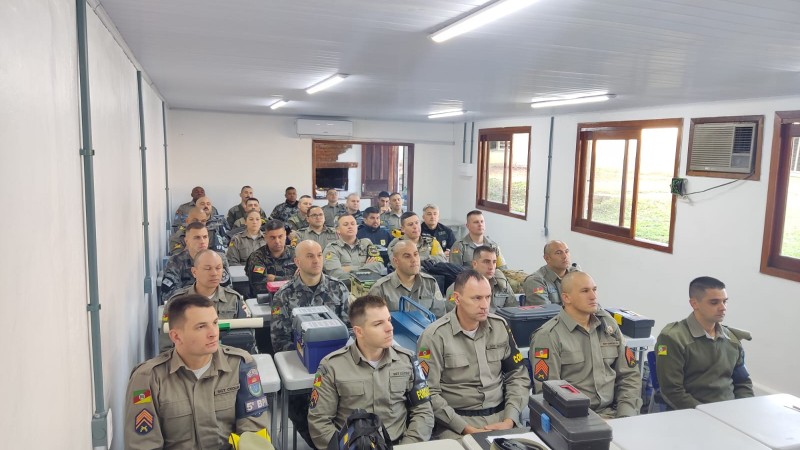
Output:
top-left (531, 94), bottom-right (615, 109)
top-left (269, 100), bottom-right (289, 110)
top-left (306, 74), bottom-right (348, 94)
top-left (429, 0), bottom-right (539, 43)
top-left (428, 109), bottom-right (465, 119)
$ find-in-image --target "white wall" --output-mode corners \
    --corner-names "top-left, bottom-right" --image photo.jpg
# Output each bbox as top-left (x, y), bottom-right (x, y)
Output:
top-left (1, 2), bottom-right (167, 448)
top-left (167, 110), bottom-right (456, 217)
top-left (451, 96), bottom-right (800, 396)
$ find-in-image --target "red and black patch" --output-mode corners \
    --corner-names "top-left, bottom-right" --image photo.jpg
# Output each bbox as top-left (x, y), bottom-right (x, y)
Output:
top-left (134, 408), bottom-right (154, 435)
top-left (419, 360), bottom-right (429, 378)
top-left (625, 347), bottom-right (637, 368)
top-left (309, 388), bottom-right (319, 410)
top-left (534, 359), bottom-right (549, 381)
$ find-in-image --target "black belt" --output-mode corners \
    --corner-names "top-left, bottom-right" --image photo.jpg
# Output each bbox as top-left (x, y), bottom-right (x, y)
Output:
top-left (454, 403), bottom-right (504, 417)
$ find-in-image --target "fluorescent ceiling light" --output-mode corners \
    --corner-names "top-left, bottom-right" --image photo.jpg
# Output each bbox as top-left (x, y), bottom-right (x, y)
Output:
top-left (306, 74), bottom-right (348, 94)
top-left (531, 94), bottom-right (615, 109)
top-left (430, 0), bottom-right (539, 43)
top-left (269, 100), bottom-right (288, 110)
top-left (428, 109), bottom-right (465, 119)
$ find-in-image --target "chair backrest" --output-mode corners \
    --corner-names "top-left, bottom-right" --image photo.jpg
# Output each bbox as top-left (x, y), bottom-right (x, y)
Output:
top-left (646, 350), bottom-right (659, 390)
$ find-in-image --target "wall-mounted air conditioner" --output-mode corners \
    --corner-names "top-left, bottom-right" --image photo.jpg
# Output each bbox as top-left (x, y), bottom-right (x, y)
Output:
top-left (296, 119), bottom-right (353, 137)
top-left (688, 122), bottom-right (757, 174)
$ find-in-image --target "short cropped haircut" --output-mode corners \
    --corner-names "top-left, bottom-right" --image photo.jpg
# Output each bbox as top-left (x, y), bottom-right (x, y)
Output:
top-left (299, 195), bottom-right (312, 200)
top-left (336, 214), bottom-right (355, 226)
top-left (349, 295), bottom-right (388, 326)
top-left (363, 206), bottom-right (381, 217)
top-left (472, 245), bottom-right (496, 262)
top-left (264, 219), bottom-right (285, 232)
top-left (192, 248), bottom-right (221, 265)
top-left (466, 210), bottom-right (483, 220)
top-left (167, 294), bottom-right (214, 328)
top-left (422, 204), bottom-right (438, 212)
top-left (240, 185), bottom-right (252, 192)
top-left (454, 269), bottom-right (487, 293)
top-left (689, 276), bottom-right (726, 300)
top-left (378, 191), bottom-right (390, 199)
top-left (285, 186), bottom-right (296, 193)
top-left (346, 193), bottom-right (360, 200)
top-left (245, 209), bottom-right (262, 220)
top-left (185, 221), bottom-right (207, 233)
top-left (389, 192), bottom-right (401, 199)
top-left (307, 205), bottom-right (323, 215)
top-left (400, 211), bottom-right (418, 226)
top-left (246, 197), bottom-right (260, 204)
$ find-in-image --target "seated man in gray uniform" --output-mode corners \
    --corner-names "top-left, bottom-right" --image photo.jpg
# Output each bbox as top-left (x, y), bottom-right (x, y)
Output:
top-left (287, 195), bottom-right (314, 231)
top-left (322, 188), bottom-right (346, 228)
top-left (323, 214), bottom-right (385, 284)
top-left (161, 249), bottom-right (251, 352)
top-left (445, 245), bottom-right (516, 312)
top-left (172, 185), bottom-right (205, 228)
top-left (269, 186), bottom-right (299, 222)
top-left (530, 271), bottom-right (641, 419)
top-left (368, 240), bottom-right (447, 318)
top-left (380, 192), bottom-right (403, 234)
top-left (417, 270), bottom-right (529, 439)
top-left (125, 295), bottom-right (270, 450)
top-left (523, 240), bottom-right (579, 305)
top-left (270, 239), bottom-right (350, 448)
top-left (244, 220), bottom-right (296, 296)
top-left (162, 222), bottom-right (231, 300)
top-left (226, 185), bottom-right (267, 228)
top-left (308, 295), bottom-right (434, 449)
top-left (294, 205), bottom-right (338, 250)
top-left (449, 210), bottom-right (508, 270)
top-left (656, 276), bottom-right (753, 410)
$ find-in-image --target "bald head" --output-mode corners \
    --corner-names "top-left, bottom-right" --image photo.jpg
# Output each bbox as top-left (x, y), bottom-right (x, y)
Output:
top-left (185, 207), bottom-right (208, 225)
top-left (191, 249), bottom-right (223, 290)
top-left (560, 270), bottom-right (586, 294)
top-left (543, 240), bottom-right (571, 275)
top-left (392, 239), bottom-right (417, 256)
top-left (560, 271), bottom-right (598, 316)
top-left (295, 240), bottom-right (323, 278)
top-left (296, 239), bottom-right (321, 255)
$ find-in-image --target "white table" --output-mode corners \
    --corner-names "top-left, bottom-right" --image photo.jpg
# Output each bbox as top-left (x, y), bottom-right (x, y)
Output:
top-left (696, 394), bottom-right (800, 450)
top-left (246, 298), bottom-right (272, 323)
top-left (397, 439), bottom-right (464, 450)
top-left (608, 409), bottom-right (770, 450)
top-left (252, 354), bottom-right (281, 440)
top-left (230, 264), bottom-right (248, 283)
top-left (274, 351), bottom-right (316, 450)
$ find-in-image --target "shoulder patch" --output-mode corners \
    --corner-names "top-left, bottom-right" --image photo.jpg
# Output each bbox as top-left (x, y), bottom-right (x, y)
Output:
top-left (134, 408), bottom-right (154, 435)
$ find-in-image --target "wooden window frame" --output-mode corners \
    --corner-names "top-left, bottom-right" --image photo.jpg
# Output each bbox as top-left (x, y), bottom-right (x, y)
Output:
top-left (686, 115), bottom-right (764, 180)
top-left (475, 126), bottom-right (531, 219)
top-left (760, 111), bottom-right (800, 282)
top-left (571, 118), bottom-right (682, 253)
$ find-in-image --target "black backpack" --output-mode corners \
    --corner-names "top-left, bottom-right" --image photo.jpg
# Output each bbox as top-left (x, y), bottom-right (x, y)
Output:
top-left (327, 409), bottom-right (393, 450)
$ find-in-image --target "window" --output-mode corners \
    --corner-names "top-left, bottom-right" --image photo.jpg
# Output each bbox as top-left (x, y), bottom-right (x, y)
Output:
top-left (476, 126), bottom-right (531, 218)
top-left (761, 111), bottom-right (800, 282)
top-left (572, 119), bottom-right (682, 252)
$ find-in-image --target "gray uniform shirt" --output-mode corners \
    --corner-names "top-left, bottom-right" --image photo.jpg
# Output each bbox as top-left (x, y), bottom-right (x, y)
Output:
top-left (417, 309), bottom-right (530, 435)
top-left (322, 203), bottom-right (347, 228)
top-left (445, 276), bottom-right (517, 313)
top-left (296, 226), bottom-right (339, 250)
top-left (308, 343), bottom-right (434, 448)
top-left (124, 346), bottom-right (270, 450)
top-left (323, 238), bottom-right (385, 281)
top-left (387, 235), bottom-right (447, 264)
top-left (368, 271), bottom-right (447, 318)
top-left (530, 308), bottom-right (642, 418)
top-left (449, 235), bottom-right (508, 269)
top-left (522, 264), bottom-right (580, 306)
top-left (226, 231), bottom-right (266, 266)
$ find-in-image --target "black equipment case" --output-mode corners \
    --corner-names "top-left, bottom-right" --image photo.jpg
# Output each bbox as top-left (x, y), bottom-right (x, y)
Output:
top-left (529, 392), bottom-right (612, 450)
top-left (604, 307), bottom-right (654, 338)
top-left (495, 304), bottom-right (561, 346)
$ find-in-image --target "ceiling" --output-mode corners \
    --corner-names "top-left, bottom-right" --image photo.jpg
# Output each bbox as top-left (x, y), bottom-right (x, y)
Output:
top-left (98, 0), bottom-right (800, 122)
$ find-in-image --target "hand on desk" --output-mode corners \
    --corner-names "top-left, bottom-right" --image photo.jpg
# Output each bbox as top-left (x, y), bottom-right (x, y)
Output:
top-left (483, 418), bottom-right (514, 431)
top-left (463, 425), bottom-right (489, 435)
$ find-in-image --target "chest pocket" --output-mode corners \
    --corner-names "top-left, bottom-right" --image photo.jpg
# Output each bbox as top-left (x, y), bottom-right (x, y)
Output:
top-left (492, 294), bottom-right (510, 308)
top-left (444, 353), bottom-right (469, 369)
top-left (561, 351), bottom-right (585, 366)
top-left (486, 347), bottom-right (506, 362)
top-left (214, 385), bottom-right (237, 425)
top-left (160, 398), bottom-right (193, 444)
top-left (336, 380), bottom-right (365, 401)
top-left (600, 344), bottom-right (619, 361)
top-left (216, 300), bottom-right (239, 319)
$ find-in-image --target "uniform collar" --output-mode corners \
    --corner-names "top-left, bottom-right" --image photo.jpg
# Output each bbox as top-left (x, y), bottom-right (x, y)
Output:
top-left (347, 341), bottom-right (398, 368)
top-left (539, 265), bottom-right (563, 283)
top-left (446, 307), bottom-right (490, 336)
top-left (388, 271), bottom-right (421, 290)
top-left (686, 313), bottom-right (729, 340)
top-left (186, 284), bottom-right (228, 303)
top-left (558, 308), bottom-right (602, 333)
top-left (168, 346), bottom-right (231, 375)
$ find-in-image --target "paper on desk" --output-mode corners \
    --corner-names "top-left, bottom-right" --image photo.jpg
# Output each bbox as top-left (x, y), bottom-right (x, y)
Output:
top-left (485, 432), bottom-right (549, 448)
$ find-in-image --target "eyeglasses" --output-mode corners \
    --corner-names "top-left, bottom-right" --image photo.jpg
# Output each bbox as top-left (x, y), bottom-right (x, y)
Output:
top-left (308, 213), bottom-right (324, 218)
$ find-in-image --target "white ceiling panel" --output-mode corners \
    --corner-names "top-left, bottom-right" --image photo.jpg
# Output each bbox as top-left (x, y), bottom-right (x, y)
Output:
top-left (97, 0), bottom-right (800, 121)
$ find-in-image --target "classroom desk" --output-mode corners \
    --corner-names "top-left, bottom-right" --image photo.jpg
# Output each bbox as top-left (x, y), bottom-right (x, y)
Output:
top-left (696, 394), bottom-right (800, 450)
top-left (252, 353), bottom-right (281, 440)
top-left (230, 264), bottom-right (248, 283)
top-left (607, 409), bottom-right (770, 450)
top-left (246, 298), bottom-right (273, 353)
top-left (274, 351), bottom-right (316, 450)
top-left (396, 439), bottom-right (463, 450)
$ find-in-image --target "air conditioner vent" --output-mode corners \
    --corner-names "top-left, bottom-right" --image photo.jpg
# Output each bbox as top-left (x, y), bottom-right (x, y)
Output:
top-left (689, 122), bottom-right (756, 174)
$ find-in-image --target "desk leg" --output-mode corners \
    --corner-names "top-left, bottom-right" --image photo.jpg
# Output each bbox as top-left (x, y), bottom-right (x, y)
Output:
top-left (267, 392), bottom-right (277, 444)
top-left (281, 388), bottom-right (289, 450)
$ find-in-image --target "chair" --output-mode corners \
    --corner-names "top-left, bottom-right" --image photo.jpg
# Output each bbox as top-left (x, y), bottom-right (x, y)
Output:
top-left (646, 350), bottom-right (669, 413)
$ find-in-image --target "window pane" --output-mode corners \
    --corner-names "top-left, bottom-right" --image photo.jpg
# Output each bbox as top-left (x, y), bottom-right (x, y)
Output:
top-left (780, 136), bottom-right (800, 258)
top-left (487, 140), bottom-right (509, 204)
top-left (590, 139), bottom-right (628, 226)
top-left (623, 139), bottom-right (636, 228)
top-left (582, 140), bottom-right (593, 219)
top-left (635, 128), bottom-right (678, 245)
top-left (510, 133), bottom-right (530, 215)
